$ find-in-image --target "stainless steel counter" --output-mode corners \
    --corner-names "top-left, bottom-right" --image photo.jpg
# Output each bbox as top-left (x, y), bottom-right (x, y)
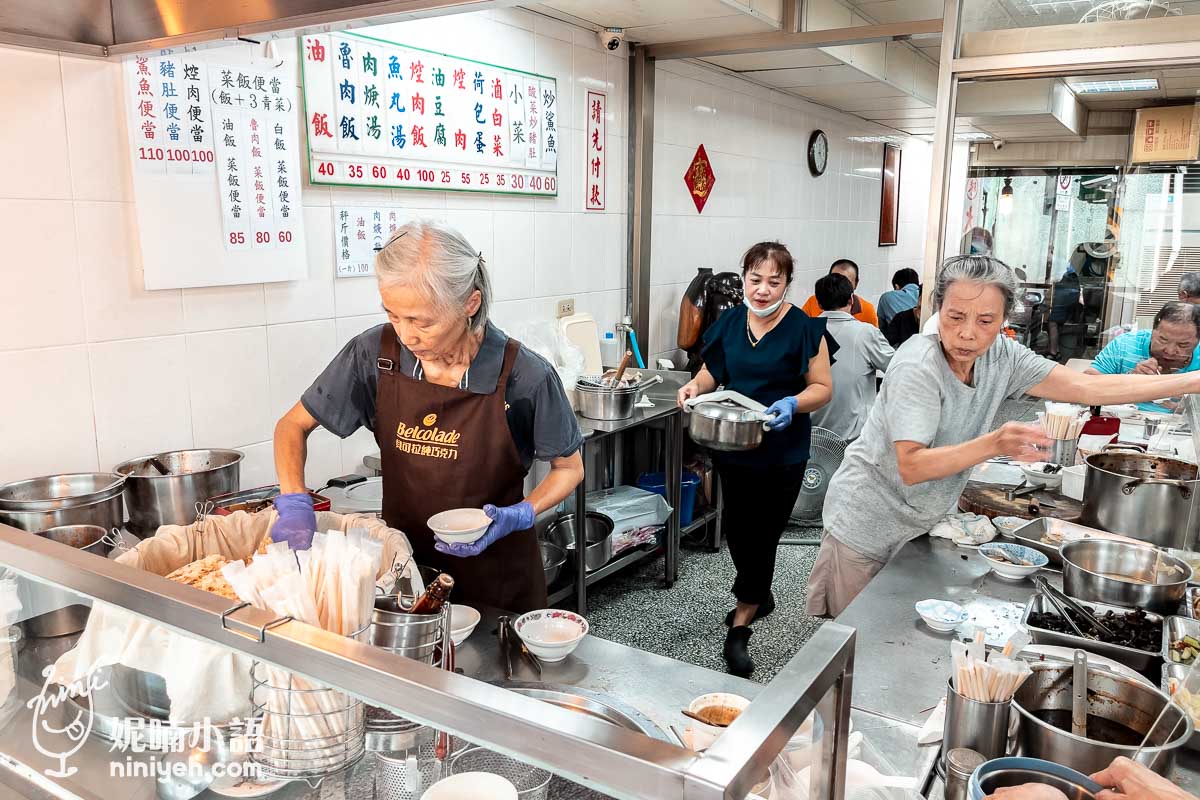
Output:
top-left (836, 536), bottom-right (1200, 793)
top-left (0, 603), bottom-right (928, 800)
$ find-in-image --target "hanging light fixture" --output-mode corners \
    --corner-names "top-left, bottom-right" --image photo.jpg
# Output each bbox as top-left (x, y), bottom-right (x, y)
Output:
top-left (999, 177), bottom-right (1014, 216)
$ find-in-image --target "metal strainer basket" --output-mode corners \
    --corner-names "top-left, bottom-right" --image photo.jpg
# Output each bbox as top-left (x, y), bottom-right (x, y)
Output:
top-left (449, 747), bottom-right (552, 800)
top-left (373, 737), bottom-right (473, 800)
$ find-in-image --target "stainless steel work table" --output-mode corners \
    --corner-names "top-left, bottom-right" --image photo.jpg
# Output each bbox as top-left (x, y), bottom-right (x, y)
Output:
top-left (835, 535), bottom-right (1200, 793)
top-left (0, 606), bottom-right (928, 799)
top-left (558, 402), bottom-right (683, 614)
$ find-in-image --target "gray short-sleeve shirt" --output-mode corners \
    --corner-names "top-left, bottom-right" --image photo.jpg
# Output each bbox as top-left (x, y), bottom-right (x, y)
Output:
top-left (301, 322), bottom-right (583, 471)
top-left (822, 333), bottom-right (1056, 562)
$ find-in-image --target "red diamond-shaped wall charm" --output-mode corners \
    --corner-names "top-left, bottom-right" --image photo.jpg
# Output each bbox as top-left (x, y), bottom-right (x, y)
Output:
top-left (683, 144), bottom-right (716, 214)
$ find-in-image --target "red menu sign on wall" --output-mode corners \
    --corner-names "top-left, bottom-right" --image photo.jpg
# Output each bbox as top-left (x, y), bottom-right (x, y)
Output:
top-left (585, 90), bottom-right (606, 211)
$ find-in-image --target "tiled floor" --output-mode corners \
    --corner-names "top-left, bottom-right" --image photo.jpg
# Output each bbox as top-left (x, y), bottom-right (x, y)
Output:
top-left (582, 524), bottom-right (825, 682)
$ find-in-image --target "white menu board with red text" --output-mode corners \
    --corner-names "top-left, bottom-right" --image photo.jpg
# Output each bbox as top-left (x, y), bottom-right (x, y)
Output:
top-left (124, 49), bottom-right (307, 289)
top-left (301, 32), bottom-right (558, 196)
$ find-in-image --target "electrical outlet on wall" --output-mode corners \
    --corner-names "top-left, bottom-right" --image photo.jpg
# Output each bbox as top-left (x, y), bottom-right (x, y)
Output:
top-left (556, 298), bottom-right (575, 318)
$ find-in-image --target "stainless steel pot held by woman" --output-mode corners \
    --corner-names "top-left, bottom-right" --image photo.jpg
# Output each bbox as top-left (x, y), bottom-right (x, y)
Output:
top-left (683, 390), bottom-right (775, 452)
top-left (1079, 447), bottom-right (1200, 550)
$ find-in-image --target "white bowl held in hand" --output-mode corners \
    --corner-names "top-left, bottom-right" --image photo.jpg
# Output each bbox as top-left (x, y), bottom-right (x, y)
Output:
top-left (978, 542), bottom-right (1048, 580)
top-left (420, 772), bottom-right (517, 800)
top-left (915, 599), bottom-right (968, 633)
top-left (428, 508), bottom-right (492, 545)
top-left (514, 609), bottom-right (588, 662)
top-left (450, 605), bottom-right (481, 646)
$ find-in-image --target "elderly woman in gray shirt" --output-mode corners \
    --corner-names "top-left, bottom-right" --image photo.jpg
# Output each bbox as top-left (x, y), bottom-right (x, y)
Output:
top-left (807, 255), bottom-right (1200, 618)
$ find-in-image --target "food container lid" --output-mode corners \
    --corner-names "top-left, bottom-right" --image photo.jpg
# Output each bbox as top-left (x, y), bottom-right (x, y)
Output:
top-left (946, 748), bottom-right (986, 778)
top-left (692, 400), bottom-right (762, 423)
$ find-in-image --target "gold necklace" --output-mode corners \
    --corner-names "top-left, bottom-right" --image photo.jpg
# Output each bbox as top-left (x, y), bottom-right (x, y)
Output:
top-left (745, 306), bottom-right (784, 348)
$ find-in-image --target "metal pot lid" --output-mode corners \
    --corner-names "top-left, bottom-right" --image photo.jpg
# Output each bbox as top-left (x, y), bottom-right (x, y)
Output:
top-left (692, 400), bottom-right (762, 423)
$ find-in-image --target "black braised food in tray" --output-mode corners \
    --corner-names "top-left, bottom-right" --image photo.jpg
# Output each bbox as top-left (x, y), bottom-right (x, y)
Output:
top-left (1026, 605), bottom-right (1161, 653)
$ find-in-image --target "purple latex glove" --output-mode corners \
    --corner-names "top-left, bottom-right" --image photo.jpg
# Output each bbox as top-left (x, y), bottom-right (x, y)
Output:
top-left (434, 501), bottom-right (535, 557)
top-left (270, 492), bottom-right (317, 551)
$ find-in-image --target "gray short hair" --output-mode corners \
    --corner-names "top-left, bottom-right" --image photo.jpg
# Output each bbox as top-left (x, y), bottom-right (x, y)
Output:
top-left (1155, 300), bottom-right (1200, 337)
top-left (1180, 272), bottom-right (1200, 299)
top-left (933, 255), bottom-right (1018, 317)
top-left (375, 220), bottom-right (492, 334)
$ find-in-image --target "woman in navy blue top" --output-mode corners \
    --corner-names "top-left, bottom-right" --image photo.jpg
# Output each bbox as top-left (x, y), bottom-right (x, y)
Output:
top-left (677, 241), bottom-right (834, 677)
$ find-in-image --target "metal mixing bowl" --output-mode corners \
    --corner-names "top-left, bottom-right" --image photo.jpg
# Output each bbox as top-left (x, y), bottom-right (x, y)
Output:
top-left (547, 513), bottom-right (614, 572)
top-left (1061, 539), bottom-right (1188, 614)
top-left (0, 472), bottom-right (125, 532)
top-left (540, 541), bottom-right (566, 586)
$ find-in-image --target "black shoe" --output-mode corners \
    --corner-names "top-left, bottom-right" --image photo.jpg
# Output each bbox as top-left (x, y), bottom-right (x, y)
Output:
top-left (723, 626), bottom-right (755, 677)
top-left (724, 593), bottom-right (776, 627)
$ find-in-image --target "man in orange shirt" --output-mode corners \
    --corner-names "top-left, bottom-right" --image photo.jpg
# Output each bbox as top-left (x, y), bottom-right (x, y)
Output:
top-left (801, 259), bottom-right (879, 327)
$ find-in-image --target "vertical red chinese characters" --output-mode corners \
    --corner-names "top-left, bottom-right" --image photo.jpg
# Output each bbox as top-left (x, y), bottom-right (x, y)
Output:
top-left (584, 90), bottom-right (606, 211)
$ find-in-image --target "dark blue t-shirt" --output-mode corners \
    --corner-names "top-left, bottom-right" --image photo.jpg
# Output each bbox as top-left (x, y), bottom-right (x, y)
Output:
top-left (701, 304), bottom-right (834, 466)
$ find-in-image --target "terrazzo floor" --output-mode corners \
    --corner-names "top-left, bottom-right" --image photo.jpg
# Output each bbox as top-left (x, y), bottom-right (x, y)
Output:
top-left (580, 524), bottom-right (826, 682)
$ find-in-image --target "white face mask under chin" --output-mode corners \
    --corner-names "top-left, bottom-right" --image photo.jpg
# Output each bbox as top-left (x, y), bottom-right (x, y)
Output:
top-left (744, 295), bottom-right (784, 318)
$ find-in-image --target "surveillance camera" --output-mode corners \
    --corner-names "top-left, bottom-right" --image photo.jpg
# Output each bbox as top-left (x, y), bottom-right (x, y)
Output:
top-left (992, 139), bottom-right (1005, 151)
top-left (598, 27), bottom-right (625, 51)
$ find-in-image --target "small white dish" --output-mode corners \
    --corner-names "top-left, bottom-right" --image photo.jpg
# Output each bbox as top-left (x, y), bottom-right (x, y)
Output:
top-left (688, 692), bottom-right (751, 727)
top-left (421, 772), bottom-right (517, 800)
top-left (450, 604), bottom-right (481, 646)
top-left (915, 599), bottom-right (968, 632)
top-left (428, 508), bottom-right (492, 544)
top-left (1019, 463), bottom-right (1063, 490)
top-left (514, 609), bottom-right (588, 662)
top-left (979, 542), bottom-right (1049, 580)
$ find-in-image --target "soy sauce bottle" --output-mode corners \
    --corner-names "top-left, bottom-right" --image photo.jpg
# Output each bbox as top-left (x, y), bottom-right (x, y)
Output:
top-left (409, 573), bottom-right (454, 615)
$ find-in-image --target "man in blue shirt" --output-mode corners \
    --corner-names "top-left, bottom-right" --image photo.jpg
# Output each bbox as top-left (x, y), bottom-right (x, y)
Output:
top-left (877, 268), bottom-right (921, 326)
top-left (1086, 301), bottom-right (1200, 412)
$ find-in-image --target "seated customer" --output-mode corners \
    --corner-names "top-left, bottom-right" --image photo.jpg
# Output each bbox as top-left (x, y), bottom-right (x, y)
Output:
top-left (1181, 272), bottom-right (1200, 304)
top-left (801, 259), bottom-right (879, 327)
top-left (877, 268), bottom-right (921, 326)
top-left (1086, 301), bottom-right (1200, 413)
top-left (811, 273), bottom-right (895, 441)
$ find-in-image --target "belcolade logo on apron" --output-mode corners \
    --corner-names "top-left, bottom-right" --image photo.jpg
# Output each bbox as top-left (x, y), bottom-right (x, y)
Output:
top-left (396, 414), bottom-right (461, 460)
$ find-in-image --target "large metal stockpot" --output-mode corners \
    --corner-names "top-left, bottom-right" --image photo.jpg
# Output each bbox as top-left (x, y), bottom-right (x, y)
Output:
top-left (114, 449), bottom-right (242, 536)
top-left (1012, 663), bottom-right (1192, 776)
top-left (574, 384), bottom-right (637, 421)
top-left (1061, 539), bottom-right (1189, 614)
top-left (0, 472), bottom-right (125, 532)
top-left (1080, 449), bottom-right (1200, 550)
top-left (686, 400), bottom-right (771, 452)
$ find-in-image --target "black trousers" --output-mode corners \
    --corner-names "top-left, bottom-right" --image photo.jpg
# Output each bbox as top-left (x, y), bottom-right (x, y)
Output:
top-left (714, 460), bottom-right (808, 606)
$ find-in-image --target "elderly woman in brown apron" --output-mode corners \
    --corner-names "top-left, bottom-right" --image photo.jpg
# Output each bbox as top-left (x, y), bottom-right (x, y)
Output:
top-left (271, 221), bottom-right (585, 613)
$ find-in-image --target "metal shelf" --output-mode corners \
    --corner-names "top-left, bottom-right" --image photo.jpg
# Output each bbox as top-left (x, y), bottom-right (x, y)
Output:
top-left (681, 506), bottom-right (719, 536)
top-left (547, 544), bottom-right (663, 604)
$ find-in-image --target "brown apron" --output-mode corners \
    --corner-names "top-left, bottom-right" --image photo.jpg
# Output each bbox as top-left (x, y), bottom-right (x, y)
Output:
top-left (374, 327), bottom-right (547, 613)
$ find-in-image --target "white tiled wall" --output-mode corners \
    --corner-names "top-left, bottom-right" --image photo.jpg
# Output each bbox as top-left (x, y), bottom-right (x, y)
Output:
top-left (0, 9), bottom-right (628, 487)
top-left (647, 60), bottom-right (932, 360)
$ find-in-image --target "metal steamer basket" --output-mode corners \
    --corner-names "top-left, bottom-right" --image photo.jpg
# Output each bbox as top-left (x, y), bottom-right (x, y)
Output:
top-left (248, 622), bottom-right (372, 785)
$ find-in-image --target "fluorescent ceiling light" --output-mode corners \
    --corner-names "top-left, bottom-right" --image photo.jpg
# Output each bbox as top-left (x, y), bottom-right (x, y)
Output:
top-left (955, 132), bottom-right (992, 141)
top-left (847, 135), bottom-right (900, 143)
top-left (1072, 78), bottom-right (1159, 93)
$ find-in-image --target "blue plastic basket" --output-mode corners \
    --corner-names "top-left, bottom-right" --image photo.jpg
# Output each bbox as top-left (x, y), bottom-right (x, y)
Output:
top-left (636, 471), bottom-right (701, 526)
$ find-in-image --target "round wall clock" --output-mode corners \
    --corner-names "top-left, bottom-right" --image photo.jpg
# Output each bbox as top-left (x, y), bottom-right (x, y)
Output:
top-left (808, 130), bottom-right (829, 177)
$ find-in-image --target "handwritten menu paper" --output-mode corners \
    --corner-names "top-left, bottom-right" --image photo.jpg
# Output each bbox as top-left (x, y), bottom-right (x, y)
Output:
top-left (302, 32), bottom-right (558, 196)
top-left (585, 91), bottom-right (606, 211)
top-left (126, 55), bottom-right (301, 253)
top-left (124, 50), bottom-right (307, 289)
top-left (334, 206), bottom-right (404, 277)
top-left (209, 65), bottom-right (300, 251)
top-left (127, 55), bottom-right (215, 175)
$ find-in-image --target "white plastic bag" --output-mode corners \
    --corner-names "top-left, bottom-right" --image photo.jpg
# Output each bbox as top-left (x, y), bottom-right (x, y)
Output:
top-left (506, 319), bottom-right (585, 390)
